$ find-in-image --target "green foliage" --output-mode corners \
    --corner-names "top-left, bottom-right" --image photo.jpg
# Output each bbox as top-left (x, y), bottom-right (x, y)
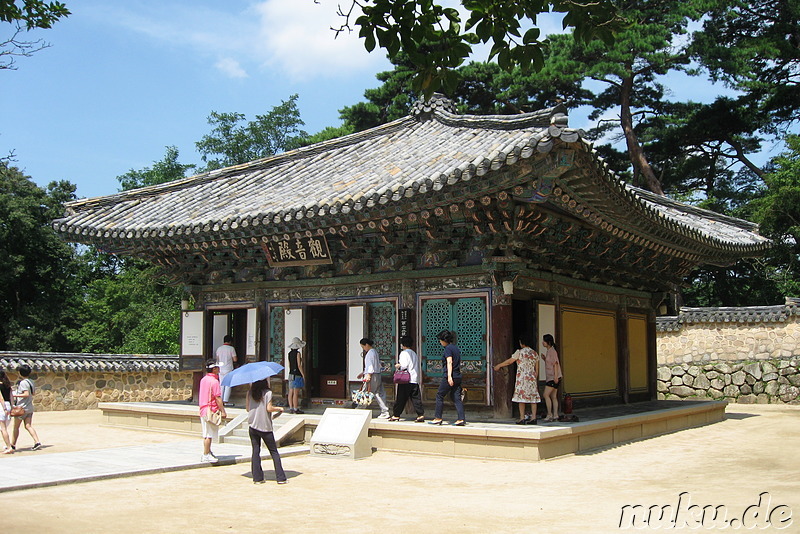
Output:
top-left (65, 253), bottom-right (181, 354)
top-left (0, 162), bottom-right (83, 350)
top-left (117, 146), bottom-right (195, 191)
top-left (195, 94), bottom-right (308, 171)
top-left (692, 0), bottom-right (800, 133)
top-left (343, 0), bottom-right (620, 96)
top-left (59, 146), bottom-right (194, 354)
top-left (336, 53), bottom-right (591, 136)
top-left (299, 124), bottom-right (356, 147)
top-left (0, 0), bottom-right (69, 29)
top-left (750, 136), bottom-right (800, 242)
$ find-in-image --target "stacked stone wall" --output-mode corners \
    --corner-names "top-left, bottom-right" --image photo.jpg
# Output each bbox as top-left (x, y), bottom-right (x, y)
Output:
top-left (0, 353), bottom-right (193, 411)
top-left (4, 370), bottom-right (194, 411)
top-left (656, 301), bottom-right (800, 404)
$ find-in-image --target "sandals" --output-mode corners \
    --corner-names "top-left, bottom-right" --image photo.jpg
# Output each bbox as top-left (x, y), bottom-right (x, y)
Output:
top-left (453, 420), bottom-right (466, 426)
top-left (427, 419), bottom-right (443, 425)
top-left (516, 419), bottom-right (527, 425)
top-left (388, 416), bottom-right (401, 422)
top-left (414, 416), bottom-right (425, 423)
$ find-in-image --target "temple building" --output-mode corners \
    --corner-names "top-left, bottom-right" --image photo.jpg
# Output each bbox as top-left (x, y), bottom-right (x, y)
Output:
top-left (54, 95), bottom-right (770, 414)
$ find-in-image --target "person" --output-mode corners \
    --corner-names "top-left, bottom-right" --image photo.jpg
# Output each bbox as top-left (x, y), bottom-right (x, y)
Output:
top-left (389, 336), bottom-right (425, 423)
top-left (216, 335), bottom-right (238, 407)
top-left (429, 329), bottom-right (466, 426)
top-left (11, 364), bottom-right (42, 451)
top-left (198, 360), bottom-right (227, 463)
top-left (542, 334), bottom-right (563, 422)
top-left (286, 337), bottom-right (306, 414)
top-left (0, 370), bottom-right (13, 453)
top-left (356, 338), bottom-right (390, 419)
top-left (247, 378), bottom-right (287, 485)
top-left (494, 335), bottom-right (541, 425)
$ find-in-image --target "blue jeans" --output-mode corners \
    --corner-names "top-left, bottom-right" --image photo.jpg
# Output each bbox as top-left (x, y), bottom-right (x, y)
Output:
top-left (249, 427), bottom-right (286, 483)
top-left (434, 377), bottom-right (465, 421)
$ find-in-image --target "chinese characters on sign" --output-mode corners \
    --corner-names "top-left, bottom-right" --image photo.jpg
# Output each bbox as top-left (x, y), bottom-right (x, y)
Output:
top-left (264, 236), bottom-right (333, 267)
top-left (398, 308), bottom-right (414, 351)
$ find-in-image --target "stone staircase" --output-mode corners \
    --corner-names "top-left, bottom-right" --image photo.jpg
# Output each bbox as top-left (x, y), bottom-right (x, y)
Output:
top-left (219, 412), bottom-right (307, 447)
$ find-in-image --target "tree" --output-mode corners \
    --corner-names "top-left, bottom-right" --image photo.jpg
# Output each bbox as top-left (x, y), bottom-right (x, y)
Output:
top-left (542, 1), bottom-right (715, 194)
top-left (64, 148), bottom-right (192, 354)
top-left (66, 250), bottom-right (182, 354)
top-left (196, 94), bottom-right (308, 171)
top-left (0, 162), bottom-right (83, 350)
top-left (692, 0), bottom-right (799, 135)
top-left (0, 0), bottom-right (69, 28)
top-left (117, 146), bottom-right (195, 191)
top-left (336, 0), bottom-right (619, 96)
top-left (330, 53), bottom-right (591, 138)
top-left (1, 0), bottom-right (70, 70)
top-left (746, 135), bottom-right (800, 298)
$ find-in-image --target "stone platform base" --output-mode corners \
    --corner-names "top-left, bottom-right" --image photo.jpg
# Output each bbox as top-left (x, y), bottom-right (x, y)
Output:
top-left (99, 400), bottom-right (725, 461)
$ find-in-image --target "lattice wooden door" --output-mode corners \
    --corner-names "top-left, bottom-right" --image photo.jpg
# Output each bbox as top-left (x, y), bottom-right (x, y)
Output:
top-left (421, 297), bottom-right (487, 394)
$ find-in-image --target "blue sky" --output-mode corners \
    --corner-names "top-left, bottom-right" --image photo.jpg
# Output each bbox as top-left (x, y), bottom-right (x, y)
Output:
top-left (2, 1), bottom-right (773, 201)
top-left (3, 1), bottom-right (397, 199)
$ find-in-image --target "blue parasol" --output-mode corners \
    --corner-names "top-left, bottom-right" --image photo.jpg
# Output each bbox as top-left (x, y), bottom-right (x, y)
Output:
top-left (220, 361), bottom-right (284, 388)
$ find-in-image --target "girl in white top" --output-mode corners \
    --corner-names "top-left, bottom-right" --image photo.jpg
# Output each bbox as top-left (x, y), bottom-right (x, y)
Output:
top-left (247, 379), bottom-right (286, 484)
top-left (389, 336), bottom-right (426, 422)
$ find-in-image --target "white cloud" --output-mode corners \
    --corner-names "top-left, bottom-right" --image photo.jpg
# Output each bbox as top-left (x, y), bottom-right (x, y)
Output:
top-left (215, 57), bottom-right (249, 79)
top-left (91, 0), bottom-right (388, 83)
top-left (251, 0), bottom-right (388, 81)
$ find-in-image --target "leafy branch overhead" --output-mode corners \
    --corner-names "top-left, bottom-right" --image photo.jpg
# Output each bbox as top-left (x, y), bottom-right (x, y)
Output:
top-left (0, 1), bottom-right (70, 71)
top-left (0, 0), bottom-right (70, 29)
top-left (335, 0), bottom-right (619, 96)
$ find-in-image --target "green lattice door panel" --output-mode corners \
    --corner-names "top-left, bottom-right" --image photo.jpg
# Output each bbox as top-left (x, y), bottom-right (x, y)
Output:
top-left (269, 306), bottom-right (285, 363)
top-left (367, 302), bottom-right (396, 373)
top-left (421, 299), bottom-right (451, 379)
top-left (421, 297), bottom-right (487, 381)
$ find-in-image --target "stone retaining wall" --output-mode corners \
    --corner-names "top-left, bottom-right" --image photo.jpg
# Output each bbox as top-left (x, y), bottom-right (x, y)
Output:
top-left (656, 299), bottom-right (800, 404)
top-left (0, 352), bottom-right (193, 411)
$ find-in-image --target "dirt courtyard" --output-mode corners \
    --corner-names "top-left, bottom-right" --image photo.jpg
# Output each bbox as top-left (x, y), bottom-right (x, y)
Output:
top-left (3, 404), bottom-right (798, 533)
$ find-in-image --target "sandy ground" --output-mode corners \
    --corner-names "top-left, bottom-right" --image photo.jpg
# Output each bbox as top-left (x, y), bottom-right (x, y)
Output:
top-left (2, 404), bottom-right (798, 533)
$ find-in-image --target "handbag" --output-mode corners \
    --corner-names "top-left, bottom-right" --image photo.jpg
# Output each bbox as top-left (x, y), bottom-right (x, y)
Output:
top-left (10, 379), bottom-right (32, 417)
top-left (393, 369), bottom-right (411, 384)
top-left (204, 408), bottom-right (222, 426)
top-left (202, 381), bottom-right (222, 425)
top-left (351, 384), bottom-right (374, 407)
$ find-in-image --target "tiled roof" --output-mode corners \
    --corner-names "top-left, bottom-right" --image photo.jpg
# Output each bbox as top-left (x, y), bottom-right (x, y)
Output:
top-left (53, 96), bottom-right (768, 256)
top-left (630, 187), bottom-right (768, 250)
top-left (656, 298), bottom-right (800, 331)
top-left (0, 352), bottom-right (179, 373)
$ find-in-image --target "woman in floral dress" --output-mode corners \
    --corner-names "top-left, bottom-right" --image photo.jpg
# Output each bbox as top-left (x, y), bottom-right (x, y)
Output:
top-left (494, 335), bottom-right (541, 424)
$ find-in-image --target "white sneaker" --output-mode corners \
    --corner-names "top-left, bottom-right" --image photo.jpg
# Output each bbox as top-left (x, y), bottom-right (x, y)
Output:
top-left (200, 454), bottom-right (210, 463)
top-left (377, 412), bottom-right (390, 419)
top-left (208, 453), bottom-right (219, 464)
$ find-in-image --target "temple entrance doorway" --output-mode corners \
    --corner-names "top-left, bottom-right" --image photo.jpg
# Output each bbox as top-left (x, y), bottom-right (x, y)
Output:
top-left (208, 309), bottom-right (247, 368)
top-left (306, 305), bottom-right (348, 398)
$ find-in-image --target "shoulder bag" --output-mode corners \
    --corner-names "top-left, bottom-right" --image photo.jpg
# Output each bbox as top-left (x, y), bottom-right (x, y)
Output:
top-left (393, 368), bottom-right (411, 384)
top-left (203, 381), bottom-right (223, 425)
top-left (11, 379), bottom-right (32, 417)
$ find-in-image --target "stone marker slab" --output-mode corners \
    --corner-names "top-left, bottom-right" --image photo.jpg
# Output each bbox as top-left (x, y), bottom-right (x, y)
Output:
top-left (310, 408), bottom-right (372, 460)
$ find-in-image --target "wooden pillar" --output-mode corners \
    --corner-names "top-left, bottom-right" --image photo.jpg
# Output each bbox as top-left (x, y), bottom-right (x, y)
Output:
top-left (647, 309), bottom-right (658, 400)
top-left (491, 297), bottom-right (514, 418)
top-left (617, 306), bottom-right (630, 404)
